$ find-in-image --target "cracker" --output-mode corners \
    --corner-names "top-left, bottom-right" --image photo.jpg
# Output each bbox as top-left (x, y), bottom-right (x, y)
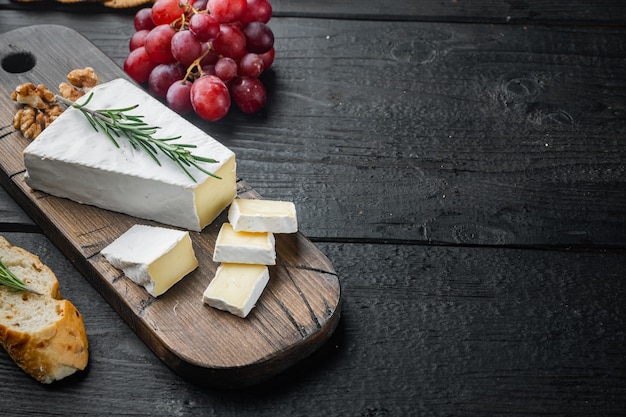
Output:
top-left (103, 0), bottom-right (153, 7)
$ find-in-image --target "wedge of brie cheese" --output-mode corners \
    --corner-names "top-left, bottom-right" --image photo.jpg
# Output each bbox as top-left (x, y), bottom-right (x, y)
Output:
top-left (101, 224), bottom-right (198, 297)
top-left (23, 78), bottom-right (236, 232)
top-left (228, 199), bottom-right (297, 233)
top-left (213, 222), bottom-right (275, 265)
top-left (202, 263), bottom-right (270, 318)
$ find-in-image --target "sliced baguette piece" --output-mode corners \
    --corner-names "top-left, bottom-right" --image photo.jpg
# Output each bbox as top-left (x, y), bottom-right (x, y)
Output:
top-left (0, 236), bottom-right (88, 383)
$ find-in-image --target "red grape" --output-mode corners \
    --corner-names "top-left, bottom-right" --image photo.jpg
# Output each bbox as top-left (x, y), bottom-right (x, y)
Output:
top-left (238, 53), bottom-right (264, 78)
top-left (144, 24), bottom-right (177, 64)
top-left (212, 24), bottom-right (247, 60)
top-left (129, 29), bottom-right (150, 51)
top-left (215, 57), bottom-right (238, 82)
top-left (208, 0), bottom-right (247, 23)
top-left (151, 0), bottom-right (185, 25)
top-left (148, 63), bottom-right (185, 97)
top-left (242, 22), bottom-right (274, 54)
top-left (124, 0), bottom-right (275, 120)
top-left (200, 47), bottom-right (219, 66)
top-left (189, 13), bottom-right (220, 42)
top-left (192, 0), bottom-right (208, 10)
top-left (230, 76), bottom-right (266, 113)
top-left (190, 75), bottom-right (231, 121)
top-left (134, 8), bottom-right (155, 31)
top-left (241, 0), bottom-right (272, 24)
top-left (167, 80), bottom-right (194, 114)
top-left (171, 30), bottom-right (203, 67)
top-left (259, 47), bottom-right (275, 69)
top-left (124, 47), bottom-right (158, 83)
top-left (201, 64), bottom-right (217, 76)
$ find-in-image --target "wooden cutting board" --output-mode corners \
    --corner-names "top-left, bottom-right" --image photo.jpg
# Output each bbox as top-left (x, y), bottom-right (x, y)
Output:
top-left (0, 25), bottom-right (341, 388)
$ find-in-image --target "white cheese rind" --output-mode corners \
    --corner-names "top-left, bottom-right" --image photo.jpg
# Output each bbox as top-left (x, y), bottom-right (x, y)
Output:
top-left (202, 263), bottom-right (270, 318)
top-left (23, 78), bottom-right (236, 232)
top-left (101, 224), bottom-right (198, 297)
top-left (228, 199), bottom-right (298, 233)
top-left (213, 223), bottom-right (276, 265)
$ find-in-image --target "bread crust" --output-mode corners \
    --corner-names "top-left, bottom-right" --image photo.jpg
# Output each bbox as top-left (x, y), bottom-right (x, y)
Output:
top-left (0, 236), bottom-right (89, 383)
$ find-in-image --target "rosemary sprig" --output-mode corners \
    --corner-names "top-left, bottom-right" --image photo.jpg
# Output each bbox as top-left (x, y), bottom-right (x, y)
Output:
top-left (55, 94), bottom-right (221, 182)
top-left (0, 258), bottom-right (42, 295)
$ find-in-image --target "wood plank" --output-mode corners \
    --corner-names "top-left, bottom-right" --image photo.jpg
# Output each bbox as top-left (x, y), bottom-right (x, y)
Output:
top-left (0, 24), bottom-right (341, 387)
top-left (0, 11), bottom-right (133, 66)
top-left (1, 232), bottom-right (624, 415)
top-left (1, 0), bottom-right (625, 25)
top-left (1, 14), bottom-right (625, 248)
top-left (1, 15), bottom-right (625, 248)
top-left (0, 186), bottom-right (36, 228)
top-left (272, 0), bottom-right (626, 26)
top-left (250, 19), bottom-right (626, 249)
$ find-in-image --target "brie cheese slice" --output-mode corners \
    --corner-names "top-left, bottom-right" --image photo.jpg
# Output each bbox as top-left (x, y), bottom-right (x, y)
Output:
top-left (213, 222), bottom-right (275, 265)
top-left (101, 224), bottom-right (198, 297)
top-left (228, 199), bottom-right (297, 233)
top-left (23, 78), bottom-right (236, 232)
top-left (202, 263), bottom-right (270, 318)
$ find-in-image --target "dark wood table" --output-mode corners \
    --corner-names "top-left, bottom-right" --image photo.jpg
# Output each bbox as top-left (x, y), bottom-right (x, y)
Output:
top-left (1, 1), bottom-right (625, 415)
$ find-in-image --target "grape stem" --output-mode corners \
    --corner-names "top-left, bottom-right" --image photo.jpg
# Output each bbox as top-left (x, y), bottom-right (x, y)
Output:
top-left (55, 93), bottom-right (221, 182)
top-left (183, 47), bottom-right (213, 82)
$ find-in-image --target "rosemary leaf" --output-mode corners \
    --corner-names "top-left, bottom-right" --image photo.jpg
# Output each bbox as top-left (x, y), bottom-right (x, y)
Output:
top-left (0, 258), bottom-right (42, 295)
top-left (56, 93), bottom-right (221, 182)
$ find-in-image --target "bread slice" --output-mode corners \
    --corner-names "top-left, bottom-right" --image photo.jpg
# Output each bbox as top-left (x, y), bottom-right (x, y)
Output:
top-left (0, 236), bottom-right (88, 383)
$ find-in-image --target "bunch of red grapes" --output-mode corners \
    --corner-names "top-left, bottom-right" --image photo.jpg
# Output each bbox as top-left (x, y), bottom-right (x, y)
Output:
top-left (124, 0), bottom-right (274, 121)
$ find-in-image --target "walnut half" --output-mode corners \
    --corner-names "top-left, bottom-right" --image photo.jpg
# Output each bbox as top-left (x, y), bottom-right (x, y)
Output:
top-left (67, 67), bottom-right (99, 89)
top-left (10, 83), bottom-right (56, 109)
top-left (11, 68), bottom-right (100, 139)
top-left (11, 82), bottom-right (65, 139)
top-left (59, 82), bottom-right (85, 102)
top-left (13, 106), bottom-right (41, 139)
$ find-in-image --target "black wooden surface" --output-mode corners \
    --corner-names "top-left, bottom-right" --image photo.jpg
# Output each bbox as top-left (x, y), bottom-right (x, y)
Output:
top-left (1, 1), bottom-right (625, 416)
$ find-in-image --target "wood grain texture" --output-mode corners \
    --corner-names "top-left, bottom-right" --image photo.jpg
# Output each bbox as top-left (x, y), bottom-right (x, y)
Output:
top-left (272, 0), bottom-right (626, 25)
top-left (0, 232), bottom-right (624, 416)
top-left (1, 0), bottom-right (625, 25)
top-left (0, 186), bottom-right (35, 228)
top-left (233, 20), bottom-right (626, 248)
top-left (2, 13), bottom-right (624, 248)
top-left (0, 25), bottom-right (341, 387)
top-left (0, 3), bottom-right (624, 416)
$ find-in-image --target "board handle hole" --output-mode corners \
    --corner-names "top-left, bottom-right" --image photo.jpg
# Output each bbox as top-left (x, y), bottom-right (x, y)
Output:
top-left (2, 51), bottom-right (36, 73)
